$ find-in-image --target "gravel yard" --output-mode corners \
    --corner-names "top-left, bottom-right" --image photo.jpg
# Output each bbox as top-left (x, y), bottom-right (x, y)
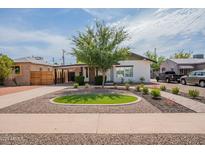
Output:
top-left (0, 133), bottom-right (205, 145)
top-left (0, 87), bottom-right (195, 113)
top-left (0, 88), bottom-right (161, 113)
top-left (133, 91), bottom-right (195, 113)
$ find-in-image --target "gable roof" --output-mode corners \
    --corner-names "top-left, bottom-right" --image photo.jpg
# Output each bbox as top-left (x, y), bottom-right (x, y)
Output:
top-left (14, 57), bottom-right (53, 66)
top-left (170, 58), bottom-right (205, 65)
top-left (129, 52), bottom-right (156, 63)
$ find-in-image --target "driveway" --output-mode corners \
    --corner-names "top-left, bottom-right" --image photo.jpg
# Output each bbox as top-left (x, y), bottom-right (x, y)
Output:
top-left (151, 79), bottom-right (205, 97)
top-left (0, 86), bottom-right (67, 109)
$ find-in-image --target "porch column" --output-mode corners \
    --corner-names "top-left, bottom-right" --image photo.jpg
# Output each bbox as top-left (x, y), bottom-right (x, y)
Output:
top-left (64, 70), bottom-right (68, 83)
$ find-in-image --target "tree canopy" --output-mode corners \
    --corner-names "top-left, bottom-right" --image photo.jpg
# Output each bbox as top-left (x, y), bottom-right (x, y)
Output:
top-left (144, 50), bottom-right (165, 72)
top-left (72, 21), bottom-right (130, 87)
top-left (0, 54), bottom-right (14, 83)
top-left (170, 50), bottom-right (192, 59)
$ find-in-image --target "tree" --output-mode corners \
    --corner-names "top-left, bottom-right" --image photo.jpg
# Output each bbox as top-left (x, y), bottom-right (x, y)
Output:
top-left (72, 21), bottom-right (129, 87)
top-left (144, 50), bottom-right (165, 72)
top-left (0, 54), bottom-right (14, 84)
top-left (171, 50), bottom-right (192, 59)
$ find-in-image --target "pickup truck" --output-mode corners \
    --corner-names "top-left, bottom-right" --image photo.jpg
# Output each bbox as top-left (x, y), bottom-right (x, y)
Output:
top-left (156, 71), bottom-right (183, 83)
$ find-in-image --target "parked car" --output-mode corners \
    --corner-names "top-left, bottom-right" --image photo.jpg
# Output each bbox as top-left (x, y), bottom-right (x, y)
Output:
top-left (180, 70), bottom-right (205, 87)
top-left (156, 71), bottom-right (183, 83)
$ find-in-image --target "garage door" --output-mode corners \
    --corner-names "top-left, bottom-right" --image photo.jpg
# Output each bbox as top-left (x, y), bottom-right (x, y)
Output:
top-left (30, 71), bottom-right (54, 85)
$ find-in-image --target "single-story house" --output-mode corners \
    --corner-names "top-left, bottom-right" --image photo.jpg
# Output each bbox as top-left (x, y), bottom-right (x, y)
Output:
top-left (5, 52), bottom-right (154, 86)
top-left (54, 52), bottom-right (155, 84)
top-left (4, 56), bottom-right (54, 86)
top-left (160, 58), bottom-right (205, 75)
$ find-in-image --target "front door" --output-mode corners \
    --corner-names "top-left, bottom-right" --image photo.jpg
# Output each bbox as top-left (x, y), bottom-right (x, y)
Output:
top-left (68, 72), bottom-right (75, 81)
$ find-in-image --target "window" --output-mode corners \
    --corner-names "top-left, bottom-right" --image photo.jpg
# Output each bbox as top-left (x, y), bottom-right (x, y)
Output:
top-left (196, 72), bottom-right (205, 77)
top-left (40, 67), bottom-right (42, 71)
top-left (116, 66), bottom-right (133, 78)
top-left (14, 66), bottom-right (21, 74)
top-left (162, 67), bottom-right (166, 72)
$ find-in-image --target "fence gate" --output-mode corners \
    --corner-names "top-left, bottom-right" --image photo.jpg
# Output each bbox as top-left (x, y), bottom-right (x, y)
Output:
top-left (30, 71), bottom-right (54, 85)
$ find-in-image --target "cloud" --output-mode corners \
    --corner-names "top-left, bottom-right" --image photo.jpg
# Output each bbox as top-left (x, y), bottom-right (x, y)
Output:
top-left (111, 8), bottom-right (205, 56)
top-left (0, 26), bottom-right (73, 63)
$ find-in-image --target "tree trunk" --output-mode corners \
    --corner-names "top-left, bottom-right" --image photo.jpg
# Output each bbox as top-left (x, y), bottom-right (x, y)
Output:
top-left (102, 71), bottom-right (106, 88)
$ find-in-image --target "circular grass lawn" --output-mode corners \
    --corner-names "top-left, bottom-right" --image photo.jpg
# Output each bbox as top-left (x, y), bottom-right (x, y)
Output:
top-left (52, 93), bottom-right (138, 105)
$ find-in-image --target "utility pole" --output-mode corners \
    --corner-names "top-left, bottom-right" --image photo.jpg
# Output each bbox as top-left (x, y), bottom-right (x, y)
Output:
top-left (154, 48), bottom-right (157, 56)
top-left (62, 49), bottom-right (66, 65)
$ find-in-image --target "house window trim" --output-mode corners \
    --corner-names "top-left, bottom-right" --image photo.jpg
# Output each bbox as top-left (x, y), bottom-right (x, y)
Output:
top-left (116, 66), bottom-right (134, 78)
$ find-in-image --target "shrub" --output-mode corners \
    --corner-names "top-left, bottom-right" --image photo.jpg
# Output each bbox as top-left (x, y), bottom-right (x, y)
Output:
top-left (150, 89), bottom-right (161, 98)
top-left (172, 87), bottom-right (179, 95)
top-left (135, 85), bottom-right (141, 92)
top-left (160, 85), bottom-right (166, 91)
top-left (142, 87), bottom-right (149, 95)
top-left (73, 83), bottom-right (79, 88)
top-left (95, 75), bottom-right (106, 85)
top-left (75, 75), bottom-right (85, 85)
top-left (140, 77), bottom-right (145, 83)
top-left (128, 79), bottom-right (133, 84)
top-left (85, 83), bottom-right (90, 88)
top-left (125, 83), bottom-right (130, 90)
top-left (188, 89), bottom-right (199, 98)
top-left (140, 83), bottom-right (144, 88)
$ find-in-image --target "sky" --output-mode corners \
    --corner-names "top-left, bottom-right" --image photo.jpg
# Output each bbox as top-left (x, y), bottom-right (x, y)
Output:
top-left (0, 8), bottom-right (205, 64)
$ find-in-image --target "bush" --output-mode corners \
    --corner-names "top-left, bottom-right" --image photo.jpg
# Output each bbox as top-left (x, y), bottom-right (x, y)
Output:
top-left (125, 83), bottom-right (130, 90)
top-left (140, 83), bottom-right (144, 88)
top-left (75, 75), bottom-right (85, 85)
top-left (172, 87), bottom-right (179, 95)
top-left (128, 79), bottom-right (133, 84)
top-left (142, 87), bottom-right (149, 95)
top-left (95, 76), bottom-right (106, 85)
top-left (160, 85), bottom-right (166, 91)
top-left (188, 89), bottom-right (199, 98)
top-left (85, 83), bottom-right (90, 88)
top-left (150, 89), bottom-right (161, 98)
top-left (135, 85), bottom-right (141, 92)
top-left (73, 83), bottom-right (79, 88)
top-left (140, 77), bottom-right (145, 83)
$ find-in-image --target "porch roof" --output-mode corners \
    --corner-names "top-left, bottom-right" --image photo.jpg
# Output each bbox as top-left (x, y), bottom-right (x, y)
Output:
top-left (54, 63), bottom-right (88, 69)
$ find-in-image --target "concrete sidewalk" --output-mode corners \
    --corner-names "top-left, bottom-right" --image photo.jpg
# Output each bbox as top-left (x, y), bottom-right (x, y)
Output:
top-left (161, 91), bottom-right (205, 112)
top-left (0, 86), bottom-right (67, 109)
top-left (1, 113), bottom-right (205, 134)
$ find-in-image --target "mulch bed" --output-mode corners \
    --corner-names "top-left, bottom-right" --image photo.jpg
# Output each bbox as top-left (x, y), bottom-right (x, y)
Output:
top-left (0, 133), bottom-right (205, 145)
top-left (132, 90), bottom-right (195, 113)
top-left (166, 89), bottom-right (205, 104)
top-left (0, 88), bottom-right (160, 113)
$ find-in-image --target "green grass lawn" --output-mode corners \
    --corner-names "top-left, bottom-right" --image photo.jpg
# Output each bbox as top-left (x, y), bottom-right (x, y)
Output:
top-left (53, 93), bottom-right (137, 105)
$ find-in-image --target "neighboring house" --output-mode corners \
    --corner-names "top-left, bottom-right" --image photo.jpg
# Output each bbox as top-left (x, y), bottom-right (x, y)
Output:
top-left (4, 56), bottom-right (54, 86)
top-left (54, 52), bottom-right (155, 84)
top-left (5, 52), bottom-right (154, 86)
top-left (160, 58), bottom-right (205, 75)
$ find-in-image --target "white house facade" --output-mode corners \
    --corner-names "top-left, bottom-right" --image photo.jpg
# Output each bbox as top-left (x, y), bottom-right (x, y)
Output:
top-left (55, 52), bottom-right (154, 84)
